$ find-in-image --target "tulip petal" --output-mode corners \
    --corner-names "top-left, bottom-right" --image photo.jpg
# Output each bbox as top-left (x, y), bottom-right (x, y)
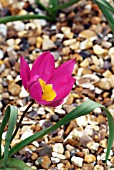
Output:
top-left (53, 77), bottom-right (75, 100)
top-left (48, 59), bottom-right (75, 85)
top-left (47, 59), bottom-right (75, 99)
top-left (20, 56), bottom-right (30, 89)
top-left (30, 52), bottom-right (55, 82)
top-left (28, 75), bottom-right (42, 102)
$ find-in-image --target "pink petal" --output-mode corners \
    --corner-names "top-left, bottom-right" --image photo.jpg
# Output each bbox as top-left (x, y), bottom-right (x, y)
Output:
top-left (30, 52), bottom-right (55, 82)
top-left (47, 59), bottom-right (75, 100)
top-left (28, 75), bottom-right (42, 102)
top-left (53, 77), bottom-right (75, 101)
top-left (20, 55), bottom-right (30, 89)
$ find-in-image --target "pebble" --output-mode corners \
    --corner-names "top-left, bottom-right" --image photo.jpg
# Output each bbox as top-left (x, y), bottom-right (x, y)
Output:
top-left (71, 156), bottom-right (83, 167)
top-left (53, 143), bottom-right (64, 154)
top-left (0, 50), bottom-right (4, 59)
top-left (87, 141), bottom-right (99, 151)
top-left (80, 58), bottom-right (89, 67)
top-left (51, 157), bottom-right (60, 164)
top-left (80, 39), bottom-right (93, 50)
top-left (19, 86), bottom-right (29, 98)
top-left (8, 81), bottom-right (21, 96)
top-left (63, 38), bottom-right (76, 46)
top-left (42, 35), bottom-right (56, 50)
top-left (94, 165), bottom-right (104, 170)
top-left (76, 116), bottom-right (88, 127)
top-left (76, 74), bottom-right (100, 88)
top-left (13, 21), bottom-right (25, 31)
top-left (82, 164), bottom-right (94, 170)
top-left (98, 78), bottom-right (111, 90)
top-left (0, 24), bottom-right (7, 37)
top-left (84, 154), bottom-right (96, 163)
top-left (79, 29), bottom-right (97, 40)
top-left (108, 47), bottom-right (114, 65)
top-left (93, 44), bottom-right (105, 55)
top-left (52, 152), bottom-right (66, 159)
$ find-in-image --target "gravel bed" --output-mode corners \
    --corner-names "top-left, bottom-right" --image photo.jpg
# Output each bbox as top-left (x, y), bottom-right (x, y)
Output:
top-left (0, 0), bottom-right (114, 169)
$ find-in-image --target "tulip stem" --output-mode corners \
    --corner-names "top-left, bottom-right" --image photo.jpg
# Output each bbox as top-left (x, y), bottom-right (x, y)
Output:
top-left (11, 99), bottom-right (35, 142)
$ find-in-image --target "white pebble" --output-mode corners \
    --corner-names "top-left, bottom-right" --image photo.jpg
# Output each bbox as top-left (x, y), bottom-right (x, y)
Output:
top-left (71, 156), bottom-right (83, 167)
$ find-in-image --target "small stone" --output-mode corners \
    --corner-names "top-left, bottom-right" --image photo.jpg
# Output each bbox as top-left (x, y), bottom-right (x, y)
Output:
top-left (93, 44), bottom-right (105, 55)
top-left (108, 75), bottom-right (114, 88)
top-left (19, 86), bottom-right (29, 98)
top-left (8, 81), bottom-right (21, 96)
top-left (84, 154), bottom-right (96, 163)
top-left (63, 39), bottom-right (76, 46)
top-left (80, 131), bottom-right (92, 147)
top-left (108, 47), bottom-right (114, 65)
top-left (54, 108), bottom-right (66, 115)
top-left (66, 94), bottom-right (74, 105)
top-left (71, 156), bottom-right (83, 167)
top-left (80, 58), bottom-right (89, 67)
top-left (31, 153), bottom-right (38, 160)
top-left (0, 84), bottom-right (4, 93)
top-left (42, 35), bottom-right (56, 50)
top-left (0, 24), bottom-right (7, 37)
top-left (38, 156), bottom-right (51, 169)
top-left (91, 55), bottom-right (100, 66)
top-left (51, 157), bottom-right (60, 164)
top-left (76, 74), bottom-right (100, 88)
top-left (76, 116), bottom-right (88, 127)
top-left (36, 37), bottom-right (42, 48)
top-left (99, 139), bottom-right (107, 148)
top-left (79, 30), bottom-right (97, 40)
top-left (65, 151), bottom-right (70, 159)
top-left (94, 165), bottom-right (104, 170)
top-left (87, 141), bottom-right (99, 151)
top-left (98, 78), bottom-right (111, 90)
top-left (80, 39), bottom-right (93, 50)
top-left (53, 143), bottom-right (64, 154)
top-left (0, 50), bottom-right (4, 59)
top-left (52, 152), bottom-right (66, 159)
top-left (13, 21), bottom-right (25, 31)
top-left (82, 164), bottom-right (94, 170)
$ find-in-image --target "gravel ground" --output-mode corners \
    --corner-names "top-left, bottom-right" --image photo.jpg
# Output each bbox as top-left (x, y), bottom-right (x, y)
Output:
top-left (0, 0), bottom-right (114, 169)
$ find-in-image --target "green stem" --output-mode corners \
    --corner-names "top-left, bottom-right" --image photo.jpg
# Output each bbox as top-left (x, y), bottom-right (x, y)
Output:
top-left (0, 14), bottom-right (53, 24)
top-left (11, 100), bottom-right (35, 142)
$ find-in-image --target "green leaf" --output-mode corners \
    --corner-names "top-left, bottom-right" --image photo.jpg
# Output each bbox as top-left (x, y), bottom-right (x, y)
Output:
top-left (0, 158), bottom-right (31, 170)
top-left (0, 106), bottom-right (10, 158)
top-left (3, 106), bottom-right (18, 169)
top-left (49, 0), bottom-right (58, 17)
top-left (0, 14), bottom-right (53, 24)
top-left (95, 1), bottom-right (114, 34)
top-left (9, 100), bottom-right (114, 162)
top-left (95, 0), bottom-right (114, 13)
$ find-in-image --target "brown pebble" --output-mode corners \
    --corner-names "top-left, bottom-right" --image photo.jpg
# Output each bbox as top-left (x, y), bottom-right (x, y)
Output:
top-left (31, 153), bottom-right (38, 160)
top-left (84, 154), bottom-right (96, 163)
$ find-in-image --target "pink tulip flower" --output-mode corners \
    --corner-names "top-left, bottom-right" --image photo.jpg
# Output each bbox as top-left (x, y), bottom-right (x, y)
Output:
top-left (20, 51), bottom-right (75, 107)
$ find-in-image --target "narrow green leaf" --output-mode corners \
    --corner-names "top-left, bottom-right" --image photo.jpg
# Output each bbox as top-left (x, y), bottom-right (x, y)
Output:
top-left (49, 0), bottom-right (58, 8)
top-left (95, 1), bottom-right (114, 34)
top-left (9, 100), bottom-right (114, 162)
top-left (95, 0), bottom-right (114, 13)
top-left (0, 106), bottom-right (10, 158)
top-left (0, 158), bottom-right (31, 170)
top-left (0, 14), bottom-right (53, 24)
top-left (3, 106), bottom-right (18, 169)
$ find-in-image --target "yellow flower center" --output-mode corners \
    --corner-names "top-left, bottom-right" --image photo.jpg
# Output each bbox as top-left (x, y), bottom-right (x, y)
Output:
top-left (39, 78), bottom-right (56, 102)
